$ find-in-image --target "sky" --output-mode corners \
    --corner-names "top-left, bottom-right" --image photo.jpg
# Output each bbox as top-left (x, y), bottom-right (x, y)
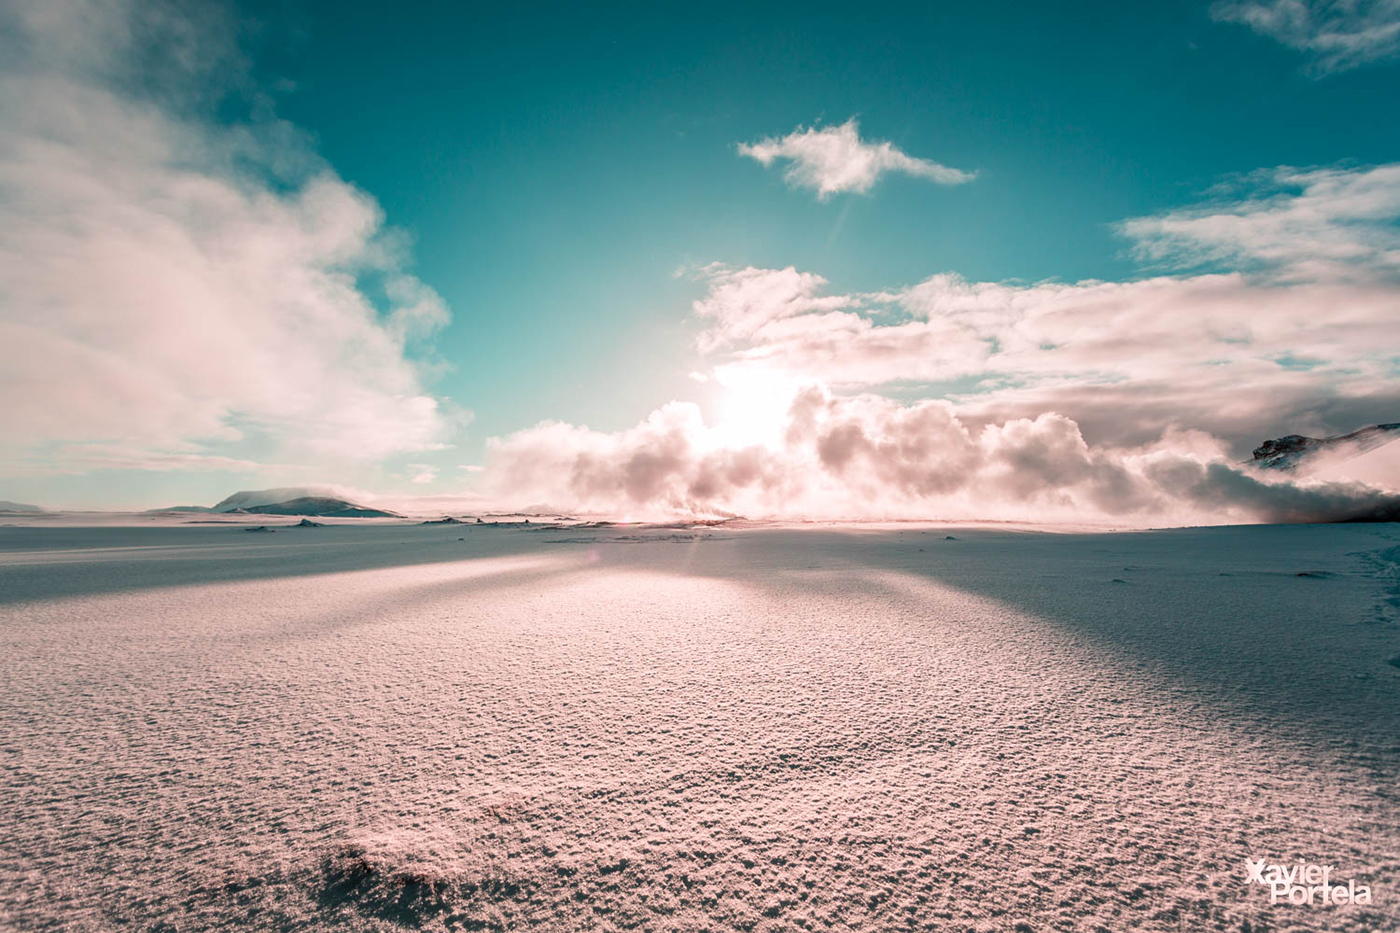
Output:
top-left (2, 0), bottom-right (1400, 518)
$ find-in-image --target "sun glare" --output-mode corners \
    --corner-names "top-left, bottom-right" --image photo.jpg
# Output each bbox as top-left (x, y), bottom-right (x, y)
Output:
top-left (712, 370), bottom-right (800, 448)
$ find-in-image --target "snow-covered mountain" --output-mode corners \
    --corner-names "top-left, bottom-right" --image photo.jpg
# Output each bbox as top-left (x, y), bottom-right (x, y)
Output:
top-left (143, 488), bottom-right (403, 518)
top-left (1251, 423), bottom-right (1400, 473)
top-left (238, 497), bottom-right (399, 518)
top-left (212, 487), bottom-right (344, 511)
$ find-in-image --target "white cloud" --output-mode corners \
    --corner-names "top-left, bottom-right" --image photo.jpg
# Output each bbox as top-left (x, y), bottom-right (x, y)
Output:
top-left (0, 1), bottom-right (458, 479)
top-left (738, 119), bottom-right (975, 200)
top-left (1213, 0), bottom-right (1400, 73)
top-left (692, 268), bottom-right (1399, 448)
top-left (675, 164), bottom-right (1400, 451)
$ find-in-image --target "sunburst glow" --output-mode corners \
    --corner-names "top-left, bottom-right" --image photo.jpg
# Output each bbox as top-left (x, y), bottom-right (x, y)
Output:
top-left (712, 369), bottom-right (801, 448)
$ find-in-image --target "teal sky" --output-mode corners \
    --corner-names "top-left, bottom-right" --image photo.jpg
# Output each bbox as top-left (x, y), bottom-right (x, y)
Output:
top-left (247, 0), bottom-right (1399, 434)
top-left (3, 0), bottom-right (1400, 511)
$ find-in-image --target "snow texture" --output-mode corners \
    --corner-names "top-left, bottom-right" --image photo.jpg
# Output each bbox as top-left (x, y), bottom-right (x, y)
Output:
top-left (1, 521), bottom-right (1397, 931)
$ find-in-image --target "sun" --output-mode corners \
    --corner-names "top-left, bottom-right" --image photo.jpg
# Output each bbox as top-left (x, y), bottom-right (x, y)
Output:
top-left (712, 369), bottom-right (800, 448)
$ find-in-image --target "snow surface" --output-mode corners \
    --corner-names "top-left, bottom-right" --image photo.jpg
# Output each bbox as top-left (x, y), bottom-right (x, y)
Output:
top-left (1, 521), bottom-right (1397, 931)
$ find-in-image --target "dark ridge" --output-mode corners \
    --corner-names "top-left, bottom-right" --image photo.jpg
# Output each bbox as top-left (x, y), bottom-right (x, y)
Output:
top-left (242, 497), bottom-right (399, 518)
top-left (1251, 422), bottom-right (1400, 471)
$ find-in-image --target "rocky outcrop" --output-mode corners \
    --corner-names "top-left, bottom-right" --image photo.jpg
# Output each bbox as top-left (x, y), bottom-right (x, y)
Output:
top-left (1251, 423), bottom-right (1400, 472)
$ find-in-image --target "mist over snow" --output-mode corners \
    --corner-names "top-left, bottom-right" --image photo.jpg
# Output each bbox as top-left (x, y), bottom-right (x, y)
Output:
top-left (483, 387), bottom-right (1400, 524)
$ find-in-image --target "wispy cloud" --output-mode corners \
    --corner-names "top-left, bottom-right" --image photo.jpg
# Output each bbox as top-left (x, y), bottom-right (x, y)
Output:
top-left (1212, 0), bottom-right (1400, 74)
top-left (689, 263), bottom-right (854, 351)
top-left (738, 119), bottom-right (975, 200)
top-left (0, 445), bottom-right (268, 477)
top-left (0, 1), bottom-right (459, 479)
top-left (1119, 163), bottom-right (1400, 278)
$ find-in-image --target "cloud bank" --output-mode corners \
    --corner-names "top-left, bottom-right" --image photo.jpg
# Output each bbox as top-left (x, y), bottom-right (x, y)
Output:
top-left (0, 1), bottom-right (456, 478)
top-left (484, 388), bottom-right (1400, 524)
top-left (689, 163), bottom-right (1400, 449)
top-left (738, 119), bottom-right (975, 200)
top-left (1213, 0), bottom-right (1400, 73)
top-left (694, 267), bottom-right (1400, 447)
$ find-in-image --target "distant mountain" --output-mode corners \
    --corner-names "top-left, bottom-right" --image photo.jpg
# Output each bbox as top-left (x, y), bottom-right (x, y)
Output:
top-left (0, 500), bottom-right (43, 512)
top-left (178, 487), bottom-right (402, 518)
top-left (240, 497), bottom-right (399, 518)
top-left (1251, 423), bottom-right (1400, 472)
top-left (144, 506), bottom-right (217, 513)
top-left (212, 487), bottom-right (340, 511)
